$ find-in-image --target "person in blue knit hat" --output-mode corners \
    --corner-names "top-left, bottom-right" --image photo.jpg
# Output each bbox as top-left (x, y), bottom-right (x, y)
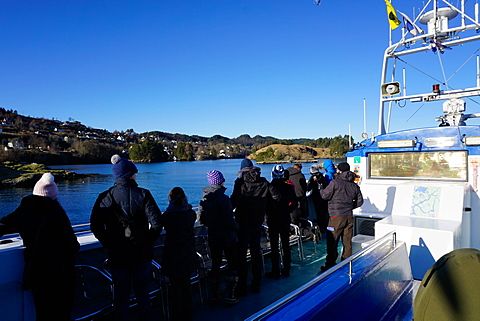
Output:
top-left (91, 154), bottom-right (162, 320)
top-left (199, 170), bottom-right (240, 304)
top-left (111, 154), bottom-right (138, 179)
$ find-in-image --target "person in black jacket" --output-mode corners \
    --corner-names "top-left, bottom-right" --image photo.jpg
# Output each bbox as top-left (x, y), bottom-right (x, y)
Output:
top-left (0, 173), bottom-right (80, 321)
top-left (231, 159), bottom-right (280, 294)
top-left (161, 187), bottom-right (197, 321)
top-left (286, 163), bottom-right (308, 225)
top-left (320, 162), bottom-right (363, 272)
top-left (90, 155), bottom-right (162, 321)
top-left (307, 164), bottom-right (329, 232)
top-left (265, 165), bottom-right (297, 279)
top-left (199, 170), bottom-right (239, 305)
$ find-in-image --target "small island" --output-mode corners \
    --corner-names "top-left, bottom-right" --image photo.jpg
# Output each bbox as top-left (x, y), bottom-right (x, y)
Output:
top-left (0, 162), bottom-right (93, 187)
top-left (250, 144), bottom-right (332, 164)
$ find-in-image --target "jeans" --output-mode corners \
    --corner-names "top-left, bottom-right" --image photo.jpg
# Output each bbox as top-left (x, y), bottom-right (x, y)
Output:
top-left (325, 215), bottom-right (354, 268)
top-left (237, 226), bottom-right (262, 288)
top-left (268, 224), bottom-right (291, 274)
top-left (110, 262), bottom-right (152, 321)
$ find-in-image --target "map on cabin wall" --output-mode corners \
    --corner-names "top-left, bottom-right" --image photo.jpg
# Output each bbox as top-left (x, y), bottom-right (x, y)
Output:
top-left (410, 186), bottom-right (441, 217)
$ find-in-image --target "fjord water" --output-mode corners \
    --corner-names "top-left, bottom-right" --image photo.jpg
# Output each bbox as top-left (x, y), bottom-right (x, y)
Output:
top-left (1, 159), bottom-right (329, 225)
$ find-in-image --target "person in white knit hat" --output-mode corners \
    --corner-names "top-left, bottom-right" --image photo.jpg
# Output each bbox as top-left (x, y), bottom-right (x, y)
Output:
top-left (0, 173), bottom-right (80, 320)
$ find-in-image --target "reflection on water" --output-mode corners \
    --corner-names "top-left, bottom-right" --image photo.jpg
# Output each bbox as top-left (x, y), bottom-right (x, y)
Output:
top-left (1, 159), bottom-right (331, 224)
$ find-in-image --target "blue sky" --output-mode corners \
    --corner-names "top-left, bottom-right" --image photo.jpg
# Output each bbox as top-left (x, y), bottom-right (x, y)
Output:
top-left (1, 0), bottom-right (478, 140)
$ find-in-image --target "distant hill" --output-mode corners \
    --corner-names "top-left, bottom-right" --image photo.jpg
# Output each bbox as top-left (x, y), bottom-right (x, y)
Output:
top-left (251, 144), bottom-right (330, 163)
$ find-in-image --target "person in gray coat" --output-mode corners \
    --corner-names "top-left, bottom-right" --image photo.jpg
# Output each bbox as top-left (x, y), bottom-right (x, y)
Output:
top-left (199, 170), bottom-right (239, 305)
top-left (320, 162), bottom-right (363, 272)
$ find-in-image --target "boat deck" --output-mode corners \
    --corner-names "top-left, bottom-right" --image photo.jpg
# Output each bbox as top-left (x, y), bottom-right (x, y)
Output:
top-left (96, 239), bottom-right (327, 321)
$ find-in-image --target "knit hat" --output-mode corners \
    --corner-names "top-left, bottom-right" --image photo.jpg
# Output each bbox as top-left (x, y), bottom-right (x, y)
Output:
top-left (337, 162), bottom-right (350, 172)
top-left (240, 158), bottom-right (253, 170)
top-left (207, 170), bottom-right (225, 185)
top-left (111, 154), bottom-right (138, 179)
top-left (33, 173), bottom-right (58, 200)
top-left (271, 165), bottom-right (285, 180)
top-left (310, 164), bottom-right (320, 175)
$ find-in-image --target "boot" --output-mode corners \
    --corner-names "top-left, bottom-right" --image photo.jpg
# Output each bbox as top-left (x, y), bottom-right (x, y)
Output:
top-left (208, 275), bottom-right (222, 304)
top-left (224, 275), bottom-right (239, 305)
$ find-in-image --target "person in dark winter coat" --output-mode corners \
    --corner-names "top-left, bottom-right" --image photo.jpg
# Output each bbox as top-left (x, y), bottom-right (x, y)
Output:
top-left (307, 164), bottom-right (329, 232)
top-left (320, 162), bottom-right (363, 272)
top-left (199, 170), bottom-right (239, 304)
top-left (286, 164), bottom-right (308, 225)
top-left (161, 187), bottom-right (197, 321)
top-left (0, 173), bottom-right (80, 321)
top-left (231, 160), bottom-right (281, 294)
top-left (90, 155), bottom-right (162, 321)
top-left (265, 165), bottom-right (297, 279)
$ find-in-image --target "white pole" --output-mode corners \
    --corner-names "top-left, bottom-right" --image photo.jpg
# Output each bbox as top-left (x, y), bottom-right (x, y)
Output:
top-left (349, 124), bottom-right (352, 149)
top-left (476, 2), bottom-right (479, 23)
top-left (363, 98), bottom-right (367, 135)
top-left (477, 55), bottom-right (480, 88)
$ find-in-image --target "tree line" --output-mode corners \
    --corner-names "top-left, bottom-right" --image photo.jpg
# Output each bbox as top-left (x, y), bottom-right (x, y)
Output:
top-left (0, 108), bottom-right (353, 164)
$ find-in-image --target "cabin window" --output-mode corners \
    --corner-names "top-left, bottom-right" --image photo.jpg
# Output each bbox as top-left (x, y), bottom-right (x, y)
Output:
top-left (368, 151), bottom-right (467, 180)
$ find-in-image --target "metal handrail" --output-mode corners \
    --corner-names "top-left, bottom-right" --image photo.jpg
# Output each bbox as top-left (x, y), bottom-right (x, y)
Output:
top-left (246, 231), bottom-right (398, 321)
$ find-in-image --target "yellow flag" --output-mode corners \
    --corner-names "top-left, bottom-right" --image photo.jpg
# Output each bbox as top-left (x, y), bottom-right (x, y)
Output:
top-left (385, 0), bottom-right (401, 30)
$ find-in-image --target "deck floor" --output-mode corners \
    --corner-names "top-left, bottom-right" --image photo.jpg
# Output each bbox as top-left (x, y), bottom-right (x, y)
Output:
top-left (96, 238), bottom-right (327, 321)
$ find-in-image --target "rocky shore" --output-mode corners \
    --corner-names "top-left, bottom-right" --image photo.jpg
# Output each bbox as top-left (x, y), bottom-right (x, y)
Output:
top-left (0, 162), bottom-right (95, 187)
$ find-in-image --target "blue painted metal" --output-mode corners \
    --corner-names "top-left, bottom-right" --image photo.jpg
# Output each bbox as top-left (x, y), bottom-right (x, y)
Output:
top-left (247, 234), bottom-right (414, 321)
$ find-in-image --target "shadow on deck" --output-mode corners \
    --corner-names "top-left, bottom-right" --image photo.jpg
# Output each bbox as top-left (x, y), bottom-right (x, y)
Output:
top-left (96, 238), bottom-right (327, 321)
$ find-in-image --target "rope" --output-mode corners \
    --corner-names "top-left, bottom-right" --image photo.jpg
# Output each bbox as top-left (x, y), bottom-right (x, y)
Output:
top-left (393, 55), bottom-right (445, 84)
top-left (437, 51), bottom-right (449, 89)
top-left (447, 48), bottom-right (480, 83)
top-left (406, 102), bottom-right (426, 122)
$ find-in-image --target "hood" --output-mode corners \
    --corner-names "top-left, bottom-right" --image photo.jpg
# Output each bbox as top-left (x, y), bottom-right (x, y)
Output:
top-left (287, 167), bottom-right (301, 176)
top-left (338, 170), bottom-right (356, 182)
top-left (201, 184), bottom-right (226, 200)
top-left (166, 199), bottom-right (192, 212)
top-left (323, 160), bottom-right (336, 174)
top-left (242, 167), bottom-right (261, 183)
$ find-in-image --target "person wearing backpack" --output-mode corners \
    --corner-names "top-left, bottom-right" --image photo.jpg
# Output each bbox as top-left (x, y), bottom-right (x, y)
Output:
top-left (90, 154), bottom-right (162, 321)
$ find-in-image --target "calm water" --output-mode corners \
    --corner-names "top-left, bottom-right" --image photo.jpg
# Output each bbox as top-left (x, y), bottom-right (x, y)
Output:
top-left (0, 159), bottom-right (334, 225)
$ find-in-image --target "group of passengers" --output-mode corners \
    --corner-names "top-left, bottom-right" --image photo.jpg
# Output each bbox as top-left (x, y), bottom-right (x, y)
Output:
top-left (0, 154), bottom-right (363, 321)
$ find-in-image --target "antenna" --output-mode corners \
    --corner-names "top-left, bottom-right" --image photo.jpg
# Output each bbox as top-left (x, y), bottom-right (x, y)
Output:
top-left (363, 98), bottom-right (367, 133)
top-left (349, 124), bottom-right (352, 149)
top-left (362, 99), bottom-right (368, 140)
